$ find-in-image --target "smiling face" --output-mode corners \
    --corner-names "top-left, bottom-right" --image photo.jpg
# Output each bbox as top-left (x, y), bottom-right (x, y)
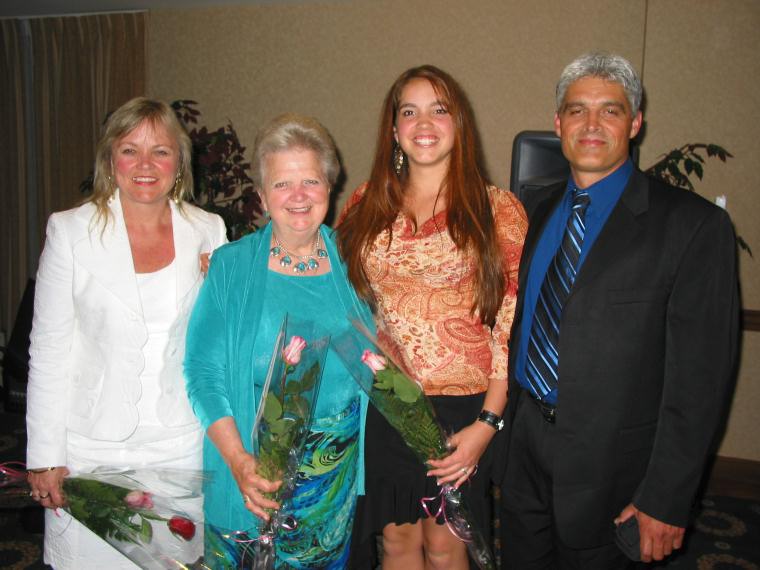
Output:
top-left (554, 76), bottom-right (642, 188)
top-left (112, 119), bottom-right (180, 207)
top-left (259, 148), bottom-right (329, 248)
top-left (394, 78), bottom-right (456, 174)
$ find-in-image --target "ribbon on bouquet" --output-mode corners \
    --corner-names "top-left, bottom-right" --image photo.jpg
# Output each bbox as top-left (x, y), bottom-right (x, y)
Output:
top-left (228, 515), bottom-right (299, 545)
top-left (0, 461), bottom-right (27, 487)
top-left (420, 485), bottom-right (474, 543)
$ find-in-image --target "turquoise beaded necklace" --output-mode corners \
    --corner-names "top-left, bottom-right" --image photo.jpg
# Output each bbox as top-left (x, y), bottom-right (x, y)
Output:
top-left (270, 232), bottom-right (328, 273)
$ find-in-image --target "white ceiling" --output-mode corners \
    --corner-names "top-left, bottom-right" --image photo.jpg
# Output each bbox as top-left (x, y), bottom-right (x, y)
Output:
top-left (0, 0), bottom-right (308, 18)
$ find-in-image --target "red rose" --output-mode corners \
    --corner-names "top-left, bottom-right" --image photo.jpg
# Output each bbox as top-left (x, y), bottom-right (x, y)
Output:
top-left (168, 515), bottom-right (196, 541)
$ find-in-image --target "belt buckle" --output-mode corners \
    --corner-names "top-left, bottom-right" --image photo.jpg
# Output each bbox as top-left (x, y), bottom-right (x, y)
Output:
top-left (539, 401), bottom-right (556, 424)
top-left (529, 394), bottom-right (556, 423)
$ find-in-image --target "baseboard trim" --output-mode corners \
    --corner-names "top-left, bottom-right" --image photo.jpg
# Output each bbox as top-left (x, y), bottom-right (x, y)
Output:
top-left (743, 309), bottom-right (760, 331)
top-left (706, 455), bottom-right (760, 500)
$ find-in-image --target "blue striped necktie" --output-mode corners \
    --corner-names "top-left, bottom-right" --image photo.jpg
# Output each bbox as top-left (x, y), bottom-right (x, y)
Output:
top-left (525, 189), bottom-right (591, 401)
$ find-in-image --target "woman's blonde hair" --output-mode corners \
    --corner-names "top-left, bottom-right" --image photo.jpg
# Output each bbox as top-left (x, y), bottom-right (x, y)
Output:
top-left (89, 97), bottom-right (193, 228)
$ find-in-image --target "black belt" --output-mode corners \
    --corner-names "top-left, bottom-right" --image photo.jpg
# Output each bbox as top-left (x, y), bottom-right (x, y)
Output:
top-left (527, 393), bottom-right (556, 423)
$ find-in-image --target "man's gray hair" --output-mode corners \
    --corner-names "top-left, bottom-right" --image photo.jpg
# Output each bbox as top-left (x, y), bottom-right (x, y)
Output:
top-left (556, 53), bottom-right (643, 116)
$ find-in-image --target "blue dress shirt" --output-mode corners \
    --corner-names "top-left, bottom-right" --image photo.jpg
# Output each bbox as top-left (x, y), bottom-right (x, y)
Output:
top-left (515, 159), bottom-right (634, 404)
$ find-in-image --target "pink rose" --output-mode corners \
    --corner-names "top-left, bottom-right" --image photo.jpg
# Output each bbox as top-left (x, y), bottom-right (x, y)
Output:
top-left (124, 490), bottom-right (154, 509)
top-left (282, 336), bottom-right (307, 366)
top-left (361, 349), bottom-right (387, 373)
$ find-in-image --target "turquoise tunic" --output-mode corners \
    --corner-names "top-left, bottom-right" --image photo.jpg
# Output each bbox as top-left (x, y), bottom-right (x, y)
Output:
top-left (184, 223), bottom-right (373, 566)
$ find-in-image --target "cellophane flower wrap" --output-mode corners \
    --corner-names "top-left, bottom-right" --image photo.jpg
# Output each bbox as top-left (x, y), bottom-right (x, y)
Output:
top-left (1, 466), bottom-right (207, 569)
top-left (332, 321), bottom-right (496, 570)
top-left (246, 314), bottom-right (330, 569)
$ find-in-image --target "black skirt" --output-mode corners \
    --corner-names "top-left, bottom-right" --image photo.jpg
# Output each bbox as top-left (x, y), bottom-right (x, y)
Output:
top-left (355, 392), bottom-right (494, 542)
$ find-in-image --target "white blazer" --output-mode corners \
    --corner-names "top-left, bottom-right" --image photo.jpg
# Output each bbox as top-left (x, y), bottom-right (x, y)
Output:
top-left (26, 193), bottom-right (227, 468)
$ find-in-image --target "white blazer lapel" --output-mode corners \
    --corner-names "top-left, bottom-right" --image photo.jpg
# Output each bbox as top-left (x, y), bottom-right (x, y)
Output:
top-left (72, 193), bottom-right (143, 318)
top-left (171, 201), bottom-right (204, 308)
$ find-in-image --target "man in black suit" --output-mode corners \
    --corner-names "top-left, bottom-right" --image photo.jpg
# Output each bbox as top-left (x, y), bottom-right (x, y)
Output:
top-left (498, 53), bottom-right (739, 568)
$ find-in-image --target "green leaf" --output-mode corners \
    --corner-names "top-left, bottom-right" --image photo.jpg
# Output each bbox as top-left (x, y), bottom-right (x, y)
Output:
top-left (693, 162), bottom-right (704, 179)
top-left (393, 375), bottom-right (421, 404)
top-left (284, 394), bottom-right (310, 418)
top-left (737, 236), bottom-right (753, 257)
top-left (300, 362), bottom-right (319, 390)
top-left (374, 369), bottom-right (396, 390)
top-left (263, 392), bottom-right (282, 422)
top-left (140, 517), bottom-right (153, 543)
top-left (284, 380), bottom-right (302, 394)
top-left (268, 418), bottom-right (289, 435)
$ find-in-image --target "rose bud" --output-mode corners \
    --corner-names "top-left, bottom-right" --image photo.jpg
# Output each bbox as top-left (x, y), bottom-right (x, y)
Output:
top-left (282, 336), bottom-right (307, 365)
top-left (124, 490), bottom-right (154, 509)
top-left (361, 350), bottom-right (387, 373)
top-left (168, 515), bottom-right (196, 541)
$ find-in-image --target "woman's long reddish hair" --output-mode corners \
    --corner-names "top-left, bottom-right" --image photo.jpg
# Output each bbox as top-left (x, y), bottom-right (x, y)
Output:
top-left (337, 65), bottom-right (505, 327)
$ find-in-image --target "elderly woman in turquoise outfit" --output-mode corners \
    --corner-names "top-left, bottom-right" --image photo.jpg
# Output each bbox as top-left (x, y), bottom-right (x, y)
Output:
top-left (184, 114), bottom-right (372, 568)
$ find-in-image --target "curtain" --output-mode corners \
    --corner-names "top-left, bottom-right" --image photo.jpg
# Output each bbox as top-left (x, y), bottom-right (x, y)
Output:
top-left (0, 20), bottom-right (29, 340)
top-left (0, 12), bottom-right (146, 337)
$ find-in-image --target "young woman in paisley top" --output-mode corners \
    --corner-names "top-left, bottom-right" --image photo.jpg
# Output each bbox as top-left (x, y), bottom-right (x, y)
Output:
top-left (338, 65), bottom-right (528, 569)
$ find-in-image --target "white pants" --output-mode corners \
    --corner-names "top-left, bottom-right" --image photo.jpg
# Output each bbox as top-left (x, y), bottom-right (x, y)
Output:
top-left (44, 427), bottom-right (203, 570)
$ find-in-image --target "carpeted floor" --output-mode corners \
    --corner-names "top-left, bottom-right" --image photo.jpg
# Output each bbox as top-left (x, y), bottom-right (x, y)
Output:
top-left (1, 403), bottom-right (759, 569)
top-left (0, 408), bottom-right (48, 570)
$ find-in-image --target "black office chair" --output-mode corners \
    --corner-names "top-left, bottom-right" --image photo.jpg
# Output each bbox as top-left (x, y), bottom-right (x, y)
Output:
top-left (509, 130), bottom-right (639, 218)
top-left (509, 131), bottom-right (569, 218)
top-left (2, 278), bottom-right (35, 413)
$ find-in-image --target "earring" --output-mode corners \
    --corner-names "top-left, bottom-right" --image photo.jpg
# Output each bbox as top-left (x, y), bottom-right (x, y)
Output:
top-left (393, 145), bottom-right (405, 175)
top-left (172, 172), bottom-right (182, 203)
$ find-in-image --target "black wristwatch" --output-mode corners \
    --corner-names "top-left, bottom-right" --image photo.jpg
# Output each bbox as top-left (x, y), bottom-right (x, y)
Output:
top-left (478, 410), bottom-right (504, 431)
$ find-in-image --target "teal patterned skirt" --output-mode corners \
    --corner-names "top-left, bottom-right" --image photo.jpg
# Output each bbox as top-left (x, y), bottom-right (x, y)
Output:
top-left (275, 398), bottom-right (360, 568)
top-left (205, 399), bottom-right (360, 569)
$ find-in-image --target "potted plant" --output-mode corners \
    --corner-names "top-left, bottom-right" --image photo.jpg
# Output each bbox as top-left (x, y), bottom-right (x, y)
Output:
top-left (171, 100), bottom-right (262, 241)
top-left (645, 143), bottom-right (750, 256)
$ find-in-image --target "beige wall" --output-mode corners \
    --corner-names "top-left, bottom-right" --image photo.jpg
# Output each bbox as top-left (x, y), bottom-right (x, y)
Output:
top-left (640, 0), bottom-right (760, 461)
top-left (148, 0), bottom-right (760, 460)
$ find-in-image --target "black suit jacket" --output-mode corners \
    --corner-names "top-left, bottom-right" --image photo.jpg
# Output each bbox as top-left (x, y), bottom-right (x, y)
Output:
top-left (500, 169), bottom-right (739, 548)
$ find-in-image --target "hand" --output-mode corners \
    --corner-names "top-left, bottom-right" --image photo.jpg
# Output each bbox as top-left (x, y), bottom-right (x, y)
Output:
top-left (27, 466), bottom-right (69, 510)
top-left (615, 503), bottom-right (685, 562)
top-left (229, 451), bottom-right (282, 521)
top-left (426, 421), bottom-right (494, 488)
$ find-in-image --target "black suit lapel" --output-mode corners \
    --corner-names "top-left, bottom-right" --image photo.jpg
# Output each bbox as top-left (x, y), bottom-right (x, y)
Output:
top-left (570, 170), bottom-right (650, 296)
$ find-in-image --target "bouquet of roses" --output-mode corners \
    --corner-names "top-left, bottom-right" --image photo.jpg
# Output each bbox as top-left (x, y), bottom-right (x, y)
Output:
top-left (1, 465), bottom-right (205, 568)
top-left (332, 321), bottom-right (496, 570)
top-left (63, 469), bottom-right (204, 568)
top-left (246, 314), bottom-right (329, 569)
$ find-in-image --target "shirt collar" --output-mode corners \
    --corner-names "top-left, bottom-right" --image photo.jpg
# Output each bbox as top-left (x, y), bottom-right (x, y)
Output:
top-left (568, 158), bottom-right (634, 208)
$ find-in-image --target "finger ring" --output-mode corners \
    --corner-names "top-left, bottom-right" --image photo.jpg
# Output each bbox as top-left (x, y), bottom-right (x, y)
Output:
top-left (460, 467), bottom-right (469, 475)
top-left (39, 493), bottom-right (50, 499)
top-left (243, 494), bottom-right (250, 504)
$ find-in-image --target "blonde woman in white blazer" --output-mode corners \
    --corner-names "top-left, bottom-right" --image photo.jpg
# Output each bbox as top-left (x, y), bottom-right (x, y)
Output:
top-left (25, 98), bottom-right (227, 569)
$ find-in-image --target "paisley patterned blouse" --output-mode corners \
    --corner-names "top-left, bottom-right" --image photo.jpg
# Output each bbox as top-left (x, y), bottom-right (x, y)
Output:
top-left (346, 185), bottom-right (527, 396)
